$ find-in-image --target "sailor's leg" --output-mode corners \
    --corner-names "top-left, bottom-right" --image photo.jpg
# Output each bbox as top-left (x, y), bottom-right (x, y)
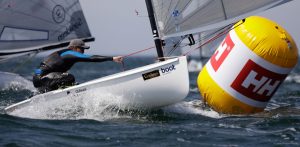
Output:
top-left (32, 75), bottom-right (50, 93)
top-left (45, 72), bottom-right (75, 90)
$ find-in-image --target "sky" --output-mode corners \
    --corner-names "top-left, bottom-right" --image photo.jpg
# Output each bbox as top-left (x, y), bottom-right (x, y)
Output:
top-left (79, 0), bottom-right (300, 57)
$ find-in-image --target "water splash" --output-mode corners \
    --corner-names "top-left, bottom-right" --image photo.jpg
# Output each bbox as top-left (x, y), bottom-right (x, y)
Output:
top-left (0, 71), bottom-right (36, 92)
top-left (163, 100), bottom-right (224, 119)
top-left (8, 92), bottom-right (128, 121)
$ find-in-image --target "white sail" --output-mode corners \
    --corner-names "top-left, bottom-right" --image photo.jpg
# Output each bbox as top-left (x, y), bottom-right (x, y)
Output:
top-left (0, 0), bottom-right (94, 61)
top-left (151, 0), bottom-right (292, 39)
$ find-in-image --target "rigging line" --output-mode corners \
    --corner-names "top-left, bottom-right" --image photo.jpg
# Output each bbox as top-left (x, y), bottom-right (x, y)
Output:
top-left (183, 20), bottom-right (244, 56)
top-left (10, 51), bottom-right (39, 73)
top-left (183, 22), bottom-right (233, 48)
top-left (193, 23), bottom-right (234, 45)
top-left (119, 46), bottom-right (155, 71)
top-left (165, 35), bottom-right (187, 56)
top-left (166, 31), bottom-right (214, 56)
top-left (166, 23), bottom-right (233, 56)
top-left (183, 31), bottom-right (226, 56)
top-left (220, 0), bottom-right (227, 20)
top-left (121, 46), bottom-right (155, 58)
top-left (120, 61), bottom-right (125, 71)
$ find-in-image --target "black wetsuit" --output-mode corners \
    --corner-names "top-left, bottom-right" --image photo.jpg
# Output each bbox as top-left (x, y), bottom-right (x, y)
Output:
top-left (33, 49), bottom-right (113, 93)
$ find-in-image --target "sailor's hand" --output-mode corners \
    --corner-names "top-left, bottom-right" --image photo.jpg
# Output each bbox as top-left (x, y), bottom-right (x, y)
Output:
top-left (113, 56), bottom-right (123, 63)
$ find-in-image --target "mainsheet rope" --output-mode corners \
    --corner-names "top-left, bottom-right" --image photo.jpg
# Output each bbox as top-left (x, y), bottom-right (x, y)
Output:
top-left (119, 46), bottom-right (155, 71)
top-left (118, 20), bottom-right (244, 70)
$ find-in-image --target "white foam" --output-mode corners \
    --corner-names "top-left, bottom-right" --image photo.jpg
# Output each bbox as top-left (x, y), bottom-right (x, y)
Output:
top-left (9, 92), bottom-right (128, 121)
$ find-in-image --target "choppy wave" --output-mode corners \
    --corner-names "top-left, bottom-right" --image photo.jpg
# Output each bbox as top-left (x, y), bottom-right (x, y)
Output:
top-left (285, 73), bottom-right (300, 83)
top-left (163, 100), bottom-right (223, 119)
top-left (0, 72), bottom-right (36, 113)
top-left (0, 57), bottom-right (299, 146)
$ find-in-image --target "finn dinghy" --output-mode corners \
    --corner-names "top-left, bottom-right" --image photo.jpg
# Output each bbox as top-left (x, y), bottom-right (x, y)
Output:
top-left (3, 0), bottom-right (293, 114)
top-left (4, 0), bottom-right (190, 114)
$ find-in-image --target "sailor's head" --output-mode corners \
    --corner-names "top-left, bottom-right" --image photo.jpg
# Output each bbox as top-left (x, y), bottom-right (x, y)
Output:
top-left (68, 39), bottom-right (90, 51)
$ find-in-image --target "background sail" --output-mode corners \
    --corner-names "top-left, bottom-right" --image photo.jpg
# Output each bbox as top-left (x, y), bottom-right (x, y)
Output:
top-left (0, 0), bottom-right (94, 61)
top-left (151, 0), bottom-right (292, 39)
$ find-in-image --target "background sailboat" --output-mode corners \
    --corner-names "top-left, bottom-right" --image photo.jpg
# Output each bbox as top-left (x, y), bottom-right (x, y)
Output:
top-left (0, 0), bottom-right (94, 62)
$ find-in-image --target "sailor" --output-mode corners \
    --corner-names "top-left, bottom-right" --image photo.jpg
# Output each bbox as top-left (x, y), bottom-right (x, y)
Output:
top-left (32, 39), bottom-right (123, 93)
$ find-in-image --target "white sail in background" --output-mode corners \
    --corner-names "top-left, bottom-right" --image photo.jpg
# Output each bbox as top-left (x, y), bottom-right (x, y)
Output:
top-left (0, 0), bottom-right (94, 61)
top-left (151, 0), bottom-right (292, 39)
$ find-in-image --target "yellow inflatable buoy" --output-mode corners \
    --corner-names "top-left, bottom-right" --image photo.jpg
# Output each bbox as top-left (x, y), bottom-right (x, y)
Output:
top-left (197, 16), bottom-right (298, 114)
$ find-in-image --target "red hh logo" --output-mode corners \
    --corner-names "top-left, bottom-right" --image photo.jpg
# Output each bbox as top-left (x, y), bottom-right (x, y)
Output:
top-left (211, 34), bottom-right (235, 72)
top-left (231, 60), bottom-right (287, 102)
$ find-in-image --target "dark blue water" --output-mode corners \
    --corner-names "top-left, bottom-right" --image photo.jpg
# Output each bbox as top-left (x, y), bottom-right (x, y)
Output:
top-left (0, 56), bottom-right (299, 146)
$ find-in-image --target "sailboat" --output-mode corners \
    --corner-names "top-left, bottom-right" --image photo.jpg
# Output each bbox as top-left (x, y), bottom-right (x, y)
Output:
top-left (0, 0), bottom-right (94, 61)
top-left (3, 0), bottom-right (190, 113)
top-left (150, 0), bottom-right (294, 72)
top-left (4, 0), bottom-right (293, 114)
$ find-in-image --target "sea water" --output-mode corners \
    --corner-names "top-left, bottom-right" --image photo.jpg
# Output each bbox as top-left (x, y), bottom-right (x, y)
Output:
top-left (0, 56), bottom-right (299, 146)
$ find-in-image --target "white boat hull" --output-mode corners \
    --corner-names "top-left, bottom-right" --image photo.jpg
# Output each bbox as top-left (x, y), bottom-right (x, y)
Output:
top-left (5, 56), bottom-right (190, 114)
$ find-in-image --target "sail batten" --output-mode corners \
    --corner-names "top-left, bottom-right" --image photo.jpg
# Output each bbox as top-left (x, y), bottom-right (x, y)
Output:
top-left (151, 0), bottom-right (293, 39)
top-left (0, 0), bottom-right (93, 61)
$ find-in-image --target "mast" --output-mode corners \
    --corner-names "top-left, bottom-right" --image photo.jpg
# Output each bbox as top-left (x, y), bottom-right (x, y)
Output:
top-left (145, 0), bottom-right (165, 61)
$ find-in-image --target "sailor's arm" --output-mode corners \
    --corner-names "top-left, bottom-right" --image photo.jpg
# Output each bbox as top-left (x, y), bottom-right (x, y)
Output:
top-left (61, 50), bottom-right (123, 63)
top-left (78, 55), bottom-right (123, 63)
top-left (85, 55), bottom-right (113, 62)
top-left (63, 52), bottom-right (122, 63)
